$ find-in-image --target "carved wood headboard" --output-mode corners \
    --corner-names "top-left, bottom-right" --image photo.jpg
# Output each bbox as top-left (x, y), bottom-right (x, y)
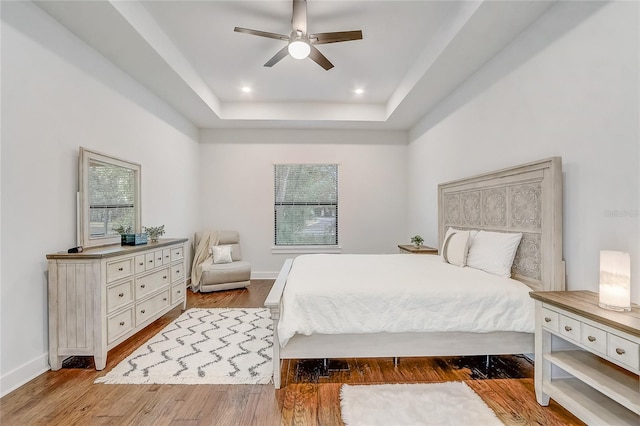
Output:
top-left (438, 157), bottom-right (564, 292)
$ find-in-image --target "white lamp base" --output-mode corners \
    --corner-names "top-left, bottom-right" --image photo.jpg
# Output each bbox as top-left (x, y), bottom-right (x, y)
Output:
top-left (598, 302), bottom-right (631, 312)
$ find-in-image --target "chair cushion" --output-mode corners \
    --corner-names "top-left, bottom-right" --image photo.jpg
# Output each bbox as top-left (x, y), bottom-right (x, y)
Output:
top-left (201, 259), bottom-right (251, 286)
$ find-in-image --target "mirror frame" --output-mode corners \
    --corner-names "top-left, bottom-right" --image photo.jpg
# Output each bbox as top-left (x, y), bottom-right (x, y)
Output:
top-left (78, 147), bottom-right (141, 248)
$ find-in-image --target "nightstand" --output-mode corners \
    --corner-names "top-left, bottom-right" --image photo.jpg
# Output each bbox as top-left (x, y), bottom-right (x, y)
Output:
top-left (397, 245), bottom-right (438, 255)
top-left (529, 290), bottom-right (639, 425)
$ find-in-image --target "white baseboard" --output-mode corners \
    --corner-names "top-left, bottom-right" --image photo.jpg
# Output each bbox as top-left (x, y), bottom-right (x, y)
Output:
top-left (250, 271), bottom-right (278, 280)
top-left (1, 353), bottom-right (50, 398)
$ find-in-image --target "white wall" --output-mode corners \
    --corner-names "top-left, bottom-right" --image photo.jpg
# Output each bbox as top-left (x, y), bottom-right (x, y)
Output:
top-left (0, 2), bottom-right (200, 396)
top-left (199, 129), bottom-right (408, 276)
top-left (408, 1), bottom-right (640, 302)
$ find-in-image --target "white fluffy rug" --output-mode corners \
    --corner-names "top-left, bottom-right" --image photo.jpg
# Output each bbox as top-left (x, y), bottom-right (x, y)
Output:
top-left (340, 382), bottom-right (503, 426)
top-left (95, 308), bottom-right (272, 385)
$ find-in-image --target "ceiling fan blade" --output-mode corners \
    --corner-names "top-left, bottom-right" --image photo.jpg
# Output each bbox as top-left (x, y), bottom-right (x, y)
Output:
top-left (292, 0), bottom-right (307, 34)
top-left (234, 27), bottom-right (289, 41)
top-left (264, 45), bottom-right (290, 67)
top-left (310, 30), bottom-right (363, 44)
top-left (309, 45), bottom-right (334, 70)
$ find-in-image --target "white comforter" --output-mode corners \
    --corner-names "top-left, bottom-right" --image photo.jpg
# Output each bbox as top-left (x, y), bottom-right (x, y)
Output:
top-left (277, 254), bottom-right (535, 347)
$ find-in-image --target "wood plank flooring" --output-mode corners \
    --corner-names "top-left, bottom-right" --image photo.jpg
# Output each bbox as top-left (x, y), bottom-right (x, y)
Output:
top-left (0, 280), bottom-right (583, 425)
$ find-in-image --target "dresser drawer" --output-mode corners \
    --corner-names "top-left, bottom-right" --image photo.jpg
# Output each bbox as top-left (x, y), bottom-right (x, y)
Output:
top-left (607, 334), bottom-right (639, 370)
top-left (154, 250), bottom-right (164, 265)
top-left (581, 323), bottom-right (607, 355)
top-left (136, 290), bottom-right (170, 325)
top-left (171, 263), bottom-right (185, 282)
top-left (145, 252), bottom-right (156, 271)
top-left (106, 258), bottom-right (133, 283)
top-left (162, 249), bottom-right (171, 265)
top-left (134, 255), bottom-right (146, 274)
top-left (136, 268), bottom-right (170, 299)
top-left (172, 283), bottom-right (185, 303)
top-left (541, 307), bottom-right (559, 333)
top-left (107, 307), bottom-right (134, 344)
top-left (171, 246), bottom-right (184, 261)
top-left (558, 315), bottom-right (581, 342)
top-left (106, 279), bottom-right (134, 313)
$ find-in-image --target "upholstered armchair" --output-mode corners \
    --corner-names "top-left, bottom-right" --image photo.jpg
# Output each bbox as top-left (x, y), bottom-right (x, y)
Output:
top-left (191, 230), bottom-right (251, 292)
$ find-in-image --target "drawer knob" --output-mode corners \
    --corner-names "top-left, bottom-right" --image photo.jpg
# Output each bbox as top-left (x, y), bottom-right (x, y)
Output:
top-left (544, 317), bottom-right (551, 323)
top-left (163, 276), bottom-right (168, 280)
top-left (119, 321), bottom-right (125, 326)
top-left (140, 284), bottom-right (146, 288)
top-left (148, 260), bottom-right (153, 263)
top-left (176, 270), bottom-right (180, 274)
top-left (118, 292), bottom-right (124, 298)
top-left (163, 297), bottom-right (167, 301)
top-left (139, 262), bottom-right (144, 266)
top-left (178, 290), bottom-right (181, 294)
top-left (141, 309), bottom-right (146, 314)
top-left (587, 336), bottom-right (596, 342)
top-left (118, 267), bottom-right (123, 271)
top-left (564, 325), bottom-right (572, 332)
top-left (165, 255), bottom-right (170, 259)
top-left (616, 348), bottom-right (626, 355)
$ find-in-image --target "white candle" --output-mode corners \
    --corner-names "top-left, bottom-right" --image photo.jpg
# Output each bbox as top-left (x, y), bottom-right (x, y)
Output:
top-left (599, 250), bottom-right (631, 312)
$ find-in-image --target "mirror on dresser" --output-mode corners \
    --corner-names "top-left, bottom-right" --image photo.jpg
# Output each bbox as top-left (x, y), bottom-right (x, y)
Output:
top-left (78, 147), bottom-right (141, 248)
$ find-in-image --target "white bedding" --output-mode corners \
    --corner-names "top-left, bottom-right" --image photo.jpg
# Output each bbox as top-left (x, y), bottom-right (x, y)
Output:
top-left (277, 254), bottom-right (535, 347)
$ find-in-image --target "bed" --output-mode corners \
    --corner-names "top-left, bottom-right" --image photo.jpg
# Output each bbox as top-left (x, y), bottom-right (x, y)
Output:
top-left (265, 157), bottom-right (565, 388)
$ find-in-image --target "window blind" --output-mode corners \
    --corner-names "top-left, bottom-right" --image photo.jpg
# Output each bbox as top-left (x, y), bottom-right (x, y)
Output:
top-left (274, 164), bottom-right (338, 246)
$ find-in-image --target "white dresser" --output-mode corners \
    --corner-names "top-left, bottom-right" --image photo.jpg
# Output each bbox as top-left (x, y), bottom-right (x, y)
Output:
top-left (47, 238), bottom-right (188, 370)
top-left (530, 291), bottom-right (639, 425)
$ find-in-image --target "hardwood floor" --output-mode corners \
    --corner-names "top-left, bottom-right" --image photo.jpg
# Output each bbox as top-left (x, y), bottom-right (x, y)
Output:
top-left (0, 280), bottom-right (583, 425)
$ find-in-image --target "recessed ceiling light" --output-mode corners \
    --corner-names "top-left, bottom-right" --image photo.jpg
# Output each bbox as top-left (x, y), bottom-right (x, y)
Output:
top-left (354, 88), bottom-right (364, 95)
top-left (241, 86), bottom-right (251, 93)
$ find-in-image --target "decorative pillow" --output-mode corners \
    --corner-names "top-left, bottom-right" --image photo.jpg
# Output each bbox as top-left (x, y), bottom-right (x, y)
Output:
top-left (441, 227), bottom-right (478, 262)
top-left (465, 231), bottom-right (522, 277)
top-left (441, 231), bottom-right (471, 267)
top-left (211, 245), bottom-right (233, 264)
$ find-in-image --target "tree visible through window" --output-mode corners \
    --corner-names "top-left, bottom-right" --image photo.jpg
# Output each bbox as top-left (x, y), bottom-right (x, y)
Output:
top-left (274, 164), bottom-right (338, 246)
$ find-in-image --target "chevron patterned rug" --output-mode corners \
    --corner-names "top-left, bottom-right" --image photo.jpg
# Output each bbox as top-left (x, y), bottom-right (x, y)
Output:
top-left (95, 308), bottom-right (273, 385)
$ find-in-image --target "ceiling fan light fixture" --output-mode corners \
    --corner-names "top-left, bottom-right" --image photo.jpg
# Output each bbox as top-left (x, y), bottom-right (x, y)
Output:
top-left (288, 40), bottom-right (310, 59)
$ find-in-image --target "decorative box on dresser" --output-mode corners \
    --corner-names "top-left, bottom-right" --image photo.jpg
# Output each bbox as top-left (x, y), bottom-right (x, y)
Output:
top-left (47, 238), bottom-right (188, 370)
top-left (529, 291), bottom-right (639, 425)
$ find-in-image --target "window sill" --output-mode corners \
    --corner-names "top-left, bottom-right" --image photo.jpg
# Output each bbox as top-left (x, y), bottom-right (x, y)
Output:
top-left (271, 245), bottom-right (342, 255)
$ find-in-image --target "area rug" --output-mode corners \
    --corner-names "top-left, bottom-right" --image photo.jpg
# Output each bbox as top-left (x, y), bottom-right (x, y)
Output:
top-left (340, 382), bottom-right (503, 426)
top-left (95, 308), bottom-right (272, 385)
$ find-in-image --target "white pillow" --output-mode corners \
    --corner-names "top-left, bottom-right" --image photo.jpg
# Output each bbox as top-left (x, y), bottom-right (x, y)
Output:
top-left (466, 231), bottom-right (522, 277)
top-left (441, 230), bottom-right (470, 267)
top-left (211, 245), bottom-right (233, 264)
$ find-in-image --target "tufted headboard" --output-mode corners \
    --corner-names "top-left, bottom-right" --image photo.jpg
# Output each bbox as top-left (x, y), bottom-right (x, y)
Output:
top-left (438, 157), bottom-right (564, 292)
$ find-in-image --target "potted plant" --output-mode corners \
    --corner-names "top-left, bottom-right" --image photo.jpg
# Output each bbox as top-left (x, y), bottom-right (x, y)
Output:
top-left (410, 235), bottom-right (424, 247)
top-left (112, 225), bottom-right (133, 235)
top-left (144, 225), bottom-right (165, 242)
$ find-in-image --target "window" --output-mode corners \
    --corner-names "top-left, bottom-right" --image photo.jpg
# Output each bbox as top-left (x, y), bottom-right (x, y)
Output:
top-left (274, 164), bottom-right (338, 246)
top-left (88, 160), bottom-right (136, 238)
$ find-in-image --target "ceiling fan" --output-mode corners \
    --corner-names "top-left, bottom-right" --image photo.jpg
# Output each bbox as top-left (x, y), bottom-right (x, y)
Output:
top-left (234, 0), bottom-right (363, 70)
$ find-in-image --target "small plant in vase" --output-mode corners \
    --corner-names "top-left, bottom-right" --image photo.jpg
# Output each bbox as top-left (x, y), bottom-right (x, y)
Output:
top-left (144, 225), bottom-right (165, 242)
top-left (410, 235), bottom-right (424, 247)
top-left (112, 225), bottom-right (133, 235)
